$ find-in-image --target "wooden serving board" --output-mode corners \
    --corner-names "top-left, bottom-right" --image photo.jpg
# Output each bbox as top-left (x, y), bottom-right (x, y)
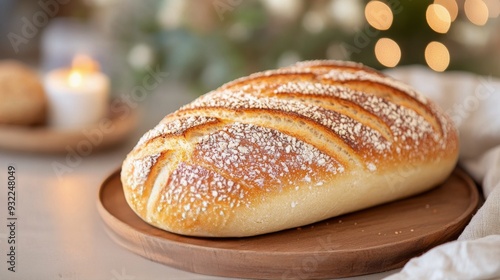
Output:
top-left (0, 101), bottom-right (139, 153)
top-left (97, 168), bottom-right (479, 279)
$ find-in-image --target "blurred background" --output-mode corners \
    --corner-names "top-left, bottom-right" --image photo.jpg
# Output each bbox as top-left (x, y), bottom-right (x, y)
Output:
top-left (1, 0), bottom-right (499, 96)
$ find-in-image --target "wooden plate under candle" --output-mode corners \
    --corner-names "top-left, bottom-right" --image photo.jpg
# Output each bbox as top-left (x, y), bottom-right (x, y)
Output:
top-left (97, 168), bottom-right (479, 279)
top-left (0, 101), bottom-right (139, 153)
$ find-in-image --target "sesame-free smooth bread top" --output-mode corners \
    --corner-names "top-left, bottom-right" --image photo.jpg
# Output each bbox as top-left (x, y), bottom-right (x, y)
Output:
top-left (121, 60), bottom-right (459, 237)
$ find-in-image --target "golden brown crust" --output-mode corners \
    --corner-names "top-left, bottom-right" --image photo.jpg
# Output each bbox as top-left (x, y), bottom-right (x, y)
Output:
top-left (121, 60), bottom-right (459, 237)
top-left (0, 60), bottom-right (47, 125)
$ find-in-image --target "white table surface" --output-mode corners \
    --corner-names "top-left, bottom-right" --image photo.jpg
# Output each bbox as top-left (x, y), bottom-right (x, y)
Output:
top-left (0, 81), bottom-right (398, 280)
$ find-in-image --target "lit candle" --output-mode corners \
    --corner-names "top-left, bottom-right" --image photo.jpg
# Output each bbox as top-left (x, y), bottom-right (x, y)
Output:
top-left (44, 54), bottom-right (110, 129)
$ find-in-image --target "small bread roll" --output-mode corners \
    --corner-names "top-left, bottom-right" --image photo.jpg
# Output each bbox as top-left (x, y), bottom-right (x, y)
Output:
top-left (0, 60), bottom-right (47, 125)
top-left (122, 60), bottom-right (459, 237)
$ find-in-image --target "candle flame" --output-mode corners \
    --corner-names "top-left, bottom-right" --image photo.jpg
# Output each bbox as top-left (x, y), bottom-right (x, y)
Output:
top-left (68, 71), bottom-right (82, 88)
top-left (67, 54), bottom-right (100, 88)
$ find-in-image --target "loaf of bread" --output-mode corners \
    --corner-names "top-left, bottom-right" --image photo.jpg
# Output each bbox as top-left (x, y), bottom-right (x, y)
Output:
top-left (121, 60), bottom-right (458, 237)
top-left (0, 60), bottom-right (47, 125)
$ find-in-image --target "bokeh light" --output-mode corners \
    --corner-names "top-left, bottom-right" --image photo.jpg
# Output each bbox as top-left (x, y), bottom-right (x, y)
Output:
top-left (483, 0), bottom-right (500, 18)
top-left (464, 0), bottom-right (489, 26)
top-left (434, 0), bottom-right (459, 21)
top-left (426, 4), bottom-right (452, 33)
top-left (375, 38), bottom-right (401, 67)
top-left (425, 41), bottom-right (450, 72)
top-left (330, 0), bottom-right (364, 30)
top-left (365, 1), bottom-right (393, 30)
top-left (302, 11), bottom-right (326, 34)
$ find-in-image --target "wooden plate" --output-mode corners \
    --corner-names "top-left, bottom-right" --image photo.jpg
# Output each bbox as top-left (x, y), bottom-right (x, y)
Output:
top-left (0, 103), bottom-right (139, 153)
top-left (97, 168), bottom-right (479, 279)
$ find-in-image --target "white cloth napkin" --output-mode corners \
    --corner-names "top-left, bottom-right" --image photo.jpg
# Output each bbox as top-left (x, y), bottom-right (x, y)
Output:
top-left (381, 66), bottom-right (500, 280)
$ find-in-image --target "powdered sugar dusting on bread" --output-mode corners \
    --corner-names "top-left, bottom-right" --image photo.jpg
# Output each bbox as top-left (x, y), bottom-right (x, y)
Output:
top-left (137, 116), bottom-right (218, 146)
top-left (161, 162), bottom-right (248, 222)
top-left (194, 122), bottom-right (343, 193)
top-left (187, 90), bottom-right (391, 153)
top-left (220, 67), bottom-right (315, 90)
top-left (293, 59), bottom-right (365, 69)
top-left (129, 153), bottom-right (161, 195)
top-left (274, 82), bottom-right (436, 151)
top-left (321, 69), bottom-right (428, 105)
